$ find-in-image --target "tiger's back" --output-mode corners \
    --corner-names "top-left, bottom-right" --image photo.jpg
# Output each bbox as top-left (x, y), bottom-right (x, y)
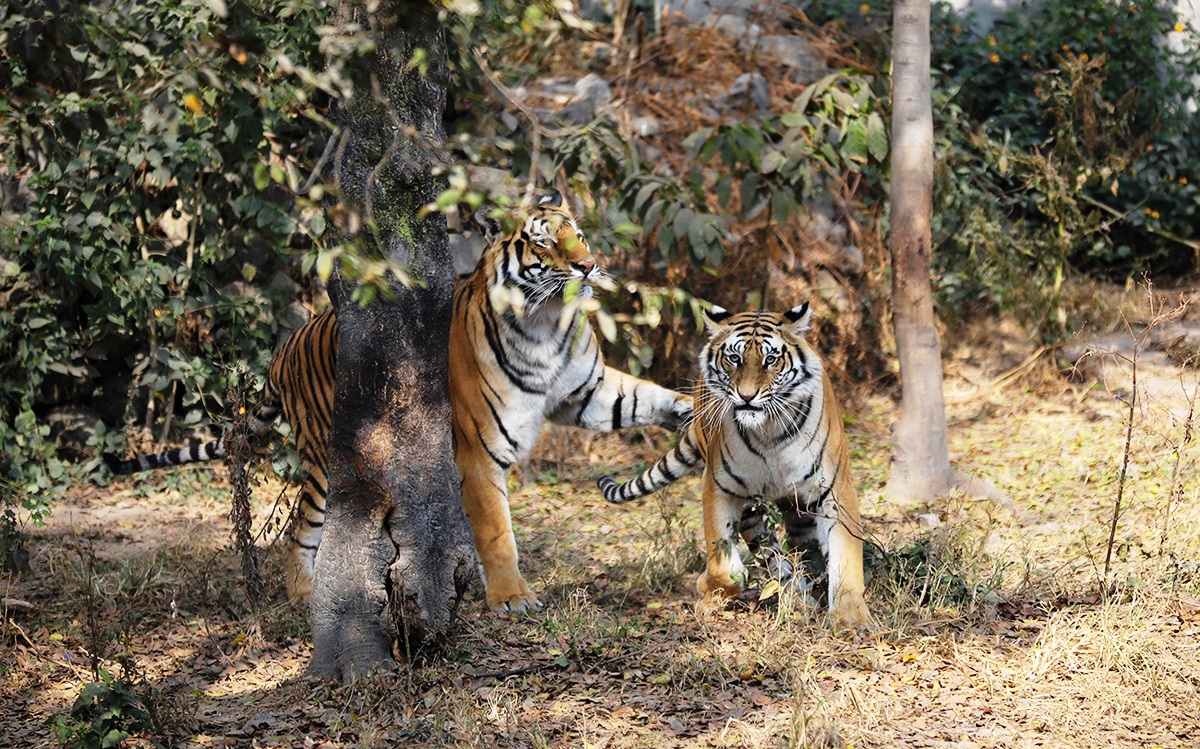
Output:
top-left (105, 308), bottom-right (339, 600)
top-left (267, 308), bottom-right (338, 600)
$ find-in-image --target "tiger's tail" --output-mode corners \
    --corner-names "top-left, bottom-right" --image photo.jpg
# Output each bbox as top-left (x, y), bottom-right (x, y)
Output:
top-left (597, 430), bottom-right (701, 504)
top-left (104, 383), bottom-right (284, 475)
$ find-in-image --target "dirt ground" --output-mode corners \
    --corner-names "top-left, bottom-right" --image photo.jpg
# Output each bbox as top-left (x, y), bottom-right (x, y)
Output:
top-left (3, 292), bottom-right (1200, 748)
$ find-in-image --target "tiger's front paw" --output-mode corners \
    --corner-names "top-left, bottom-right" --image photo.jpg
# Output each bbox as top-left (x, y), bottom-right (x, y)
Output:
top-left (485, 578), bottom-right (543, 615)
top-left (829, 590), bottom-right (872, 628)
top-left (697, 570), bottom-right (744, 602)
top-left (665, 395), bottom-right (694, 431)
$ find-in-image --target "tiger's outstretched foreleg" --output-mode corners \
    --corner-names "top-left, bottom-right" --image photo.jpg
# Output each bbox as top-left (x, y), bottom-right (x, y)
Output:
top-left (551, 366), bottom-right (692, 432)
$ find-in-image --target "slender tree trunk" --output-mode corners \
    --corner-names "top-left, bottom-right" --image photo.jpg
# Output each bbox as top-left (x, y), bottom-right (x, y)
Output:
top-left (307, 0), bottom-right (475, 682)
top-left (887, 0), bottom-right (956, 501)
top-left (886, 0), bottom-right (1009, 508)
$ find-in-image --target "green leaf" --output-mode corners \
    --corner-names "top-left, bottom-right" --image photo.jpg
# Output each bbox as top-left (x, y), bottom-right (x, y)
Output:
top-left (315, 251), bottom-right (337, 283)
top-left (866, 112), bottom-right (888, 162)
top-left (760, 149), bottom-right (785, 175)
top-left (633, 182), bottom-right (660, 213)
top-left (792, 70), bottom-right (844, 117)
top-left (687, 215), bottom-right (705, 252)
top-left (644, 200), bottom-right (665, 231)
top-left (672, 207), bottom-right (694, 239)
top-left (771, 189), bottom-right (797, 221)
top-left (682, 128), bottom-right (713, 156)
top-left (780, 111), bottom-right (808, 128)
top-left (739, 173), bottom-right (764, 219)
top-left (254, 163), bottom-right (270, 190)
top-left (595, 309), bottom-right (617, 342)
top-left (840, 119), bottom-right (868, 164)
top-left (435, 189), bottom-right (462, 211)
top-left (830, 88), bottom-right (857, 114)
top-left (715, 175), bottom-right (732, 208)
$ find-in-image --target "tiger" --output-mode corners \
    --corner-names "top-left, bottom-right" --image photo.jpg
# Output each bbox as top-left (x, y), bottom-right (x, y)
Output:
top-left (106, 191), bottom-right (692, 612)
top-left (106, 308), bottom-right (338, 601)
top-left (450, 191), bottom-right (691, 613)
top-left (596, 303), bottom-right (871, 626)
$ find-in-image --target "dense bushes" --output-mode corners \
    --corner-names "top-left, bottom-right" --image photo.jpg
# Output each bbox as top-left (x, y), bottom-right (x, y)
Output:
top-left (927, 0), bottom-right (1200, 331)
top-left (0, 0), bottom-right (336, 527)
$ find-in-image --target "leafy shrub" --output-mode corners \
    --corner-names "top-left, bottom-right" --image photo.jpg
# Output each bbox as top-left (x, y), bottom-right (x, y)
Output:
top-left (52, 669), bottom-right (155, 749)
top-left (449, 17), bottom-right (893, 378)
top-left (931, 0), bottom-right (1200, 301)
top-left (0, 0), bottom-right (336, 511)
top-left (797, 0), bottom-right (1199, 333)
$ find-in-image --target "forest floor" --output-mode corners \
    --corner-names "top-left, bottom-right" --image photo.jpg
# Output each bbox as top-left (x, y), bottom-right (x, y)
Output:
top-left (3, 288), bottom-right (1200, 748)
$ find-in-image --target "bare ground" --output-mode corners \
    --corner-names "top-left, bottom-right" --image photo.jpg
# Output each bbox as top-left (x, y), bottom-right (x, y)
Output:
top-left (4, 297), bottom-right (1200, 748)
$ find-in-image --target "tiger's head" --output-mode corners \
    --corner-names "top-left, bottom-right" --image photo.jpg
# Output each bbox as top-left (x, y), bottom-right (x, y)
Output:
top-left (700, 303), bottom-right (824, 428)
top-left (476, 191), bottom-right (599, 309)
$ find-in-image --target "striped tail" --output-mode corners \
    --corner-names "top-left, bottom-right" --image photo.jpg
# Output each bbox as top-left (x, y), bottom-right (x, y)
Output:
top-left (597, 431), bottom-right (701, 504)
top-left (104, 383), bottom-right (283, 475)
top-left (104, 440), bottom-right (226, 475)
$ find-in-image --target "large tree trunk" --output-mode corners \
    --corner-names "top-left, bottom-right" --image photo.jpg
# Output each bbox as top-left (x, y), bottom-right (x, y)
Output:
top-left (307, 0), bottom-right (475, 682)
top-left (886, 0), bottom-right (956, 501)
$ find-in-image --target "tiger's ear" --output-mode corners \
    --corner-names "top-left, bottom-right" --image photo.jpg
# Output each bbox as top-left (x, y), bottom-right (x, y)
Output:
top-left (704, 305), bottom-right (734, 332)
top-left (537, 190), bottom-right (563, 208)
top-left (783, 302), bottom-right (812, 334)
top-left (473, 207), bottom-right (502, 244)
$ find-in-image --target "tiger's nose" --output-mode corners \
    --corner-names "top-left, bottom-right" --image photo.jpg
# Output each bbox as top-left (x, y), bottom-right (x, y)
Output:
top-left (737, 388), bottom-right (758, 403)
top-left (572, 258), bottom-right (596, 277)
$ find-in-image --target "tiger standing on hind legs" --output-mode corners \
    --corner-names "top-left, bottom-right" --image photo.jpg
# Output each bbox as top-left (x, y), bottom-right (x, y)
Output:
top-left (450, 191), bottom-right (692, 614)
top-left (107, 191), bottom-right (692, 614)
top-left (598, 303), bottom-right (871, 627)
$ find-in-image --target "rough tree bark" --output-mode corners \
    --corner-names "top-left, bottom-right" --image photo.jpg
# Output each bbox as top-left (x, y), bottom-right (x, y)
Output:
top-left (887, 0), bottom-right (1004, 504)
top-left (307, 0), bottom-right (475, 682)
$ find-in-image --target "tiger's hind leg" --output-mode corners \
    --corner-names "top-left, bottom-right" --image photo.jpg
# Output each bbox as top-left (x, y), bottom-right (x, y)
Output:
top-left (284, 466), bottom-right (327, 601)
top-left (457, 455), bottom-right (541, 614)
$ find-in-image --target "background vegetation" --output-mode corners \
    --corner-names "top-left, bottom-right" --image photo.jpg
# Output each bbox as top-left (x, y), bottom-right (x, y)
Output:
top-left (1, 0), bottom-right (1197, 589)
